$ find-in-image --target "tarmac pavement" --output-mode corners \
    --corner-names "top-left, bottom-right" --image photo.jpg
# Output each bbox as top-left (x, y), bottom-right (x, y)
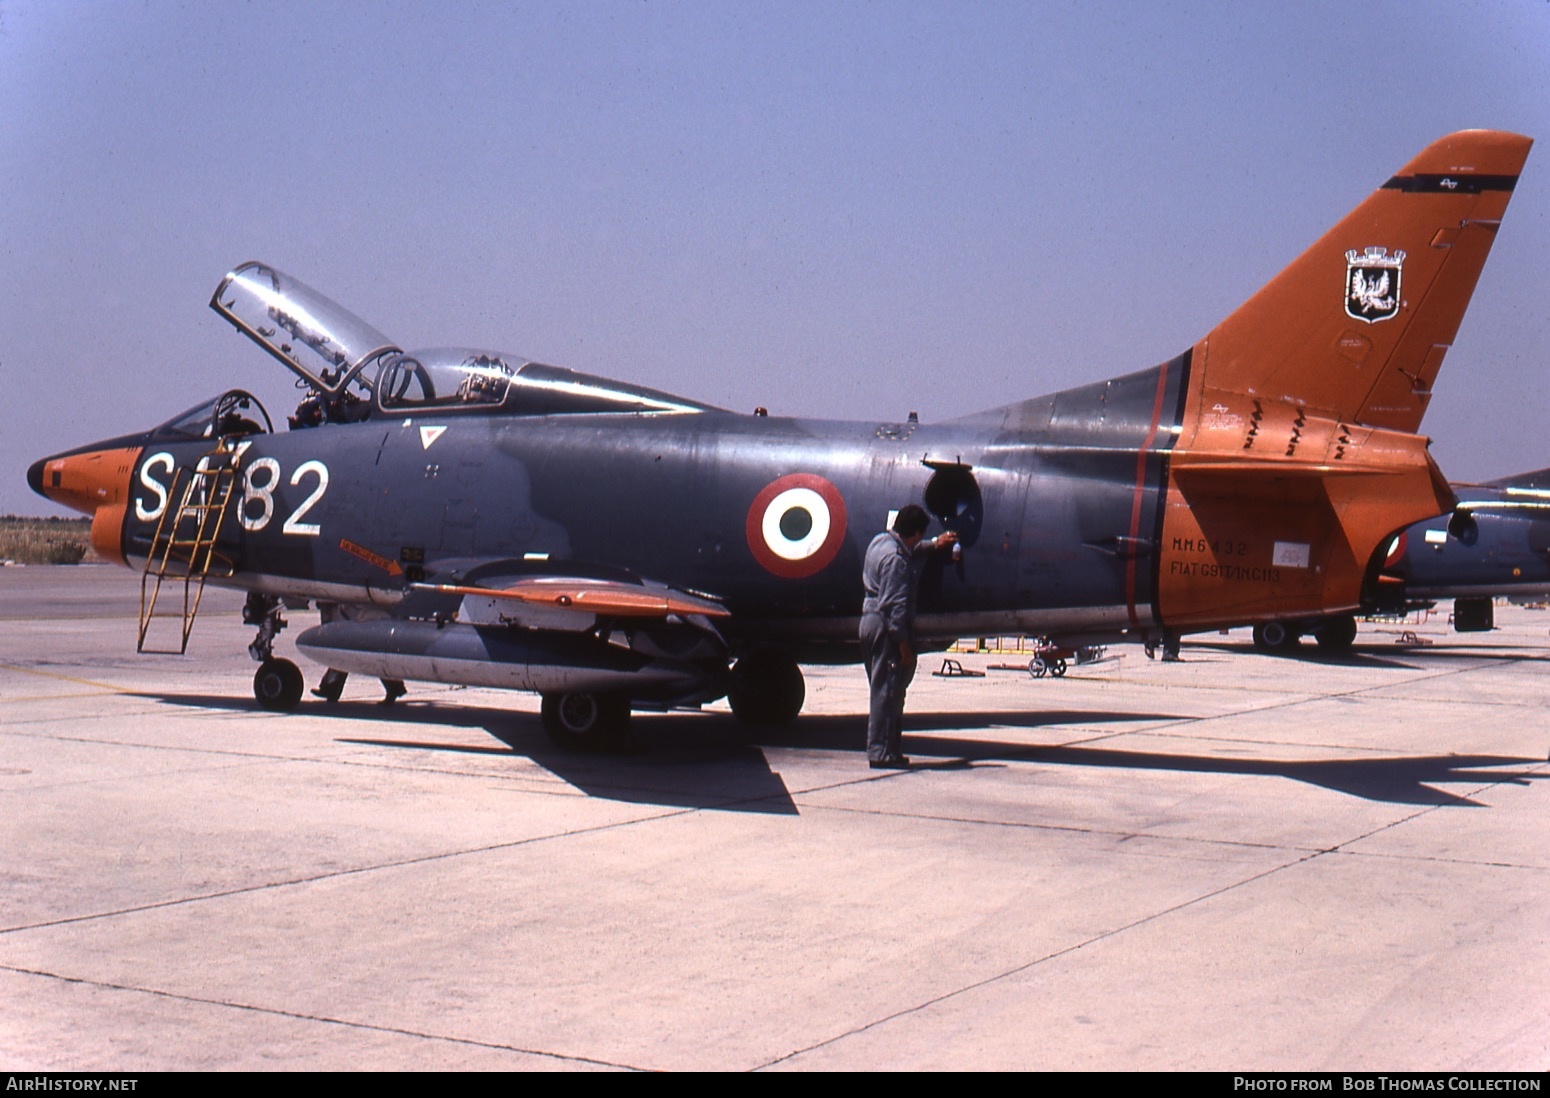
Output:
top-left (1, 565), bottom-right (1546, 1070)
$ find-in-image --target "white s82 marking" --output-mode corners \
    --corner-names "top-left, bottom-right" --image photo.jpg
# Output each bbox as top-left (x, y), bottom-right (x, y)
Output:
top-left (238, 457), bottom-right (282, 531)
top-left (240, 457), bottom-right (329, 536)
top-left (134, 452), bottom-right (175, 522)
top-left (136, 451), bottom-right (328, 537)
top-left (281, 461), bottom-right (328, 536)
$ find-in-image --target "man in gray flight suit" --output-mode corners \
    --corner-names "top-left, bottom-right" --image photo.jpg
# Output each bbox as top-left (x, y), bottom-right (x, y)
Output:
top-left (860, 504), bottom-right (957, 769)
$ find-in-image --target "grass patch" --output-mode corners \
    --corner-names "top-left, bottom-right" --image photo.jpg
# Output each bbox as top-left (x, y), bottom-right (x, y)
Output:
top-left (0, 515), bottom-right (97, 565)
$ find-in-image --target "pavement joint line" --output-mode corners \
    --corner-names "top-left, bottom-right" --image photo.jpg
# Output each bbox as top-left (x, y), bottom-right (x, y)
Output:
top-left (0, 728), bottom-right (594, 795)
top-left (0, 662), bottom-right (133, 692)
top-left (0, 963), bottom-right (642, 1071)
top-left (0, 808), bottom-right (698, 938)
top-left (1330, 847), bottom-right (1548, 873)
top-left (798, 796), bottom-right (1315, 854)
top-left (0, 748), bottom-right (582, 801)
top-left (0, 727), bottom-right (479, 768)
top-left (1059, 661), bottom-right (1545, 746)
top-left (1072, 649), bottom-right (1544, 697)
top-left (755, 846), bottom-right (1327, 1070)
top-left (980, 706), bottom-right (1520, 761)
top-left (0, 693), bottom-right (125, 704)
top-left (1104, 727), bottom-right (1524, 754)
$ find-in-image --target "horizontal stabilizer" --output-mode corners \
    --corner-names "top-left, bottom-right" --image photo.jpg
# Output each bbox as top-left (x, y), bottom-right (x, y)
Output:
top-left (1456, 500), bottom-right (1550, 515)
top-left (1485, 467), bottom-right (1550, 492)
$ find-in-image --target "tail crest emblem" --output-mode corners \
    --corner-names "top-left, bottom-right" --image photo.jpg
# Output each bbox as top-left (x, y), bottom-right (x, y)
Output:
top-left (1344, 247), bottom-right (1405, 323)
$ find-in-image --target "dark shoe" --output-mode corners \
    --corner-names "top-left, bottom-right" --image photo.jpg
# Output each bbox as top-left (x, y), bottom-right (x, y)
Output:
top-left (379, 679), bottom-right (407, 706)
top-left (311, 669), bottom-right (346, 703)
top-left (869, 755), bottom-right (911, 769)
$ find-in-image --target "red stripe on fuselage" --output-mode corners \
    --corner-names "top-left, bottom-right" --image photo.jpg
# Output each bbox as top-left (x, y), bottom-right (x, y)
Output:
top-left (1125, 363), bottom-right (1171, 629)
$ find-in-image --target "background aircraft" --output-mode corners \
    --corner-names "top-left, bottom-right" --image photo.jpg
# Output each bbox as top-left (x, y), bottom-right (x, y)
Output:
top-left (29, 131), bottom-right (1532, 746)
top-left (1251, 466), bottom-right (1550, 651)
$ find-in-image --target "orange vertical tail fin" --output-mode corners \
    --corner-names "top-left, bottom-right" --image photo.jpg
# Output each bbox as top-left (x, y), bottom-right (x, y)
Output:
top-left (1155, 131), bottom-right (1532, 632)
top-left (1192, 130), bottom-right (1531, 434)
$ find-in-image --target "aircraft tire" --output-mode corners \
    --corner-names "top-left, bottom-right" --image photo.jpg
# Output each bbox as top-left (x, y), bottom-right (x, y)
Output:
top-left (253, 658), bottom-right (304, 712)
top-left (1251, 621), bottom-right (1299, 653)
top-left (1315, 615), bottom-right (1359, 653)
top-left (728, 650), bottom-right (805, 727)
top-left (541, 692), bottom-right (630, 751)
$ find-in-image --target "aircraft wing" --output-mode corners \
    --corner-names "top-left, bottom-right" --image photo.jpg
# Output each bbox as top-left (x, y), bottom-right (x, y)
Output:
top-left (411, 576), bottom-right (730, 618)
top-left (297, 570), bottom-right (733, 712)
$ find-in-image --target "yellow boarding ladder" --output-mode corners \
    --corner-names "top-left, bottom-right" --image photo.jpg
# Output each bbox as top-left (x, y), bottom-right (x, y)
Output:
top-left (138, 443), bottom-right (242, 654)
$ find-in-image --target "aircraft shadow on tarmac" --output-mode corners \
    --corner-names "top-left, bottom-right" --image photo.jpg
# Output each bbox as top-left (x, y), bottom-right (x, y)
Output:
top-left (136, 689), bottom-right (808, 815)
top-left (761, 715), bottom-right (1545, 808)
top-left (335, 707), bottom-right (1192, 816)
top-left (965, 743), bottom-right (1543, 808)
top-left (135, 691), bottom-right (1545, 813)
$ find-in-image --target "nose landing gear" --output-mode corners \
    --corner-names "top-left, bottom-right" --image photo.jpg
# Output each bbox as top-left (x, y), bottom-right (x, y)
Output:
top-left (245, 592), bottom-right (303, 712)
top-left (254, 658), bottom-right (305, 711)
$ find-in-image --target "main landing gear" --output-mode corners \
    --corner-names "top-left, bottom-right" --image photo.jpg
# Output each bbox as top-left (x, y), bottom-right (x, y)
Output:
top-left (1313, 614), bottom-right (1358, 653)
top-left (1251, 615), bottom-right (1358, 655)
top-left (539, 692), bottom-right (630, 751)
top-left (1251, 620), bottom-right (1299, 653)
top-left (535, 650), bottom-right (807, 752)
top-left (245, 592), bottom-right (304, 712)
top-left (727, 649), bottom-right (805, 727)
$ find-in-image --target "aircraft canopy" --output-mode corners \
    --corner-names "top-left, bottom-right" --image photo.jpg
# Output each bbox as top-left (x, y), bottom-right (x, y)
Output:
top-left (376, 349), bottom-right (721, 417)
top-left (210, 262), bottom-right (399, 394)
top-left (211, 261), bottom-right (721, 421)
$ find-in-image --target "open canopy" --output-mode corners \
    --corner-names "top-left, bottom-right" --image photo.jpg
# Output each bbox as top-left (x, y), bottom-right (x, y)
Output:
top-left (210, 261), bottom-right (399, 395)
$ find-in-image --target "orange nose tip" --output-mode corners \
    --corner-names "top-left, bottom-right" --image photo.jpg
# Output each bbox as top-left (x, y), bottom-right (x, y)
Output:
top-left (29, 445), bottom-right (142, 517)
top-left (28, 442), bottom-right (147, 567)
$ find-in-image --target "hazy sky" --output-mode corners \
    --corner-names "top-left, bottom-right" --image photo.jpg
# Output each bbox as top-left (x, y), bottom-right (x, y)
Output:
top-left (4, 0), bottom-right (1549, 515)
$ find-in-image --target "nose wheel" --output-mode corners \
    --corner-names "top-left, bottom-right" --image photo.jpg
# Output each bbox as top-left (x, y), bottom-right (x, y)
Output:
top-left (254, 658), bottom-right (305, 711)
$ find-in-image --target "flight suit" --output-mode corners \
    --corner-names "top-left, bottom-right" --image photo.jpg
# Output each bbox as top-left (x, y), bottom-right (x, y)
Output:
top-left (860, 530), bottom-right (925, 763)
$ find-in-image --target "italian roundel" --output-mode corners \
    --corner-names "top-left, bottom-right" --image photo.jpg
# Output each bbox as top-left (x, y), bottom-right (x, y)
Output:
top-left (746, 473), bottom-right (848, 579)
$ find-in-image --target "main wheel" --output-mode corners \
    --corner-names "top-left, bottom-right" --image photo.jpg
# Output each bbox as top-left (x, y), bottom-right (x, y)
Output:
top-left (1252, 621), bottom-right (1298, 653)
top-left (540, 692), bottom-right (630, 750)
top-left (727, 650), bottom-right (805, 726)
top-left (1315, 615), bottom-right (1359, 653)
top-left (254, 658), bottom-right (304, 712)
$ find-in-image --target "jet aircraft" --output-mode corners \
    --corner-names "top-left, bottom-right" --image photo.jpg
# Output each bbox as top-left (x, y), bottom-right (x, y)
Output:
top-left (29, 131), bottom-right (1532, 747)
top-left (1251, 465), bottom-right (1550, 651)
